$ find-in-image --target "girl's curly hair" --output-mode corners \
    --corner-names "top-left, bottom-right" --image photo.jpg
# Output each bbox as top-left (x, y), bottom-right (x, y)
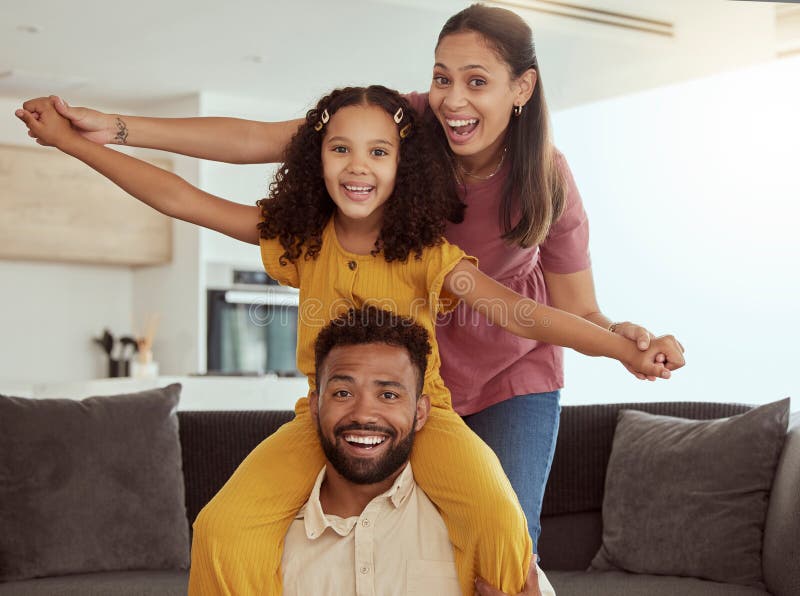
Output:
top-left (257, 85), bottom-right (464, 263)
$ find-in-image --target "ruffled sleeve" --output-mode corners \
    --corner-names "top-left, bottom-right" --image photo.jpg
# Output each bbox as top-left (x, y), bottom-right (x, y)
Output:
top-left (426, 241), bottom-right (478, 315)
top-left (259, 236), bottom-right (300, 288)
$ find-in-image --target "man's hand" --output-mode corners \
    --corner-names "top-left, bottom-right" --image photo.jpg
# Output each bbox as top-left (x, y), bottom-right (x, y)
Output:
top-left (475, 560), bottom-right (542, 596)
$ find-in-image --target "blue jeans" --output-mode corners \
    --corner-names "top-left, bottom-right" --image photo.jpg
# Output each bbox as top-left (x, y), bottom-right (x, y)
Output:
top-left (462, 390), bottom-right (561, 553)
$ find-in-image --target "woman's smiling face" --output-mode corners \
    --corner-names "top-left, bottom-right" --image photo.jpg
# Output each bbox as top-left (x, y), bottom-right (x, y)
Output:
top-left (429, 31), bottom-right (535, 167)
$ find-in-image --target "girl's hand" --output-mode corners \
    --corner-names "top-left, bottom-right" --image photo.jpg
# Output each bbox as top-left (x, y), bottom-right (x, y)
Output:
top-left (15, 96), bottom-right (80, 150)
top-left (627, 334), bottom-right (685, 380)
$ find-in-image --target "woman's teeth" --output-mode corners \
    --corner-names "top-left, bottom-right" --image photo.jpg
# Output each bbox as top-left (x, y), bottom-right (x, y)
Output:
top-left (446, 118), bottom-right (479, 136)
top-left (447, 118), bottom-right (478, 127)
top-left (344, 184), bottom-right (373, 193)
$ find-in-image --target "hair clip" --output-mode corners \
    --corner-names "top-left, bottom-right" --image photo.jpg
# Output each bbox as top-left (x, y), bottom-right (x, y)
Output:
top-left (399, 123), bottom-right (412, 139)
top-left (393, 107), bottom-right (404, 124)
top-left (314, 109), bottom-right (330, 132)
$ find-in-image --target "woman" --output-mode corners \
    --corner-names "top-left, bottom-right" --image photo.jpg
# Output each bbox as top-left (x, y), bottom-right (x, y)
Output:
top-left (33, 3), bottom-right (681, 555)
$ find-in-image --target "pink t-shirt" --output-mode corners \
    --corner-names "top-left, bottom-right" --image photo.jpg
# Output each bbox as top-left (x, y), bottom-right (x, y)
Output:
top-left (407, 92), bottom-right (591, 415)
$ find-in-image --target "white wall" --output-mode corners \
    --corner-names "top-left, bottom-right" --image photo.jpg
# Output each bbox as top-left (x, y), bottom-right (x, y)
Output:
top-left (0, 96), bottom-right (134, 384)
top-left (0, 95), bottom-right (205, 385)
top-left (553, 56), bottom-right (800, 406)
top-left (130, 95), bottom-right (204, 376)
top-left (197, 92), bottom-right (303, 270)
top-left (532, 0), bottom-right (777, 110)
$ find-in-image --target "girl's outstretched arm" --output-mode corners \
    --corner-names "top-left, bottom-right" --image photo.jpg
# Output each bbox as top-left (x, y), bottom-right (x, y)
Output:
top-left (17, 97), bottom-right (261, 245)
top-left (18, 95), bottom-right (301, 165)
top-left (443, 260), bottom-right (685, 379)
top-left (544, 268), bottom-right (674, 381)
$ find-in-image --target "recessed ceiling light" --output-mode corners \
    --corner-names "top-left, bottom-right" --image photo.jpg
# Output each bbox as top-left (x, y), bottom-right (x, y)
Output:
top-left (16, 25), bottom-right (42, 34)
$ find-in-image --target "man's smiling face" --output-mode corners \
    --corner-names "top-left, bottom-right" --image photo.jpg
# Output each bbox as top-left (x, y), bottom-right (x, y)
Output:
top-left (311, 342), bottom-right (429, 485)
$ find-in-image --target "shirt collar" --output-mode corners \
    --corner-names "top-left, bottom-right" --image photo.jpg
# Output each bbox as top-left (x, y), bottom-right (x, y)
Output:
top-left (300, 463), bottom-right (415, 540)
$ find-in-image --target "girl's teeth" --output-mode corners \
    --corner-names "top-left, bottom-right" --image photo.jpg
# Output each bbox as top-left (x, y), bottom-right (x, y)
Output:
top-left (345, 185), bottom-right (373, 192)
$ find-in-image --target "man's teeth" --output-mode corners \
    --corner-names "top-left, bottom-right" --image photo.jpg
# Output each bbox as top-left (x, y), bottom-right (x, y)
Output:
top-left (446, 118), bottom-right (478, 127)
top-left (344, 434), bottom-right (386, 445)
top-left (344, 185), bottom-right (373, 192)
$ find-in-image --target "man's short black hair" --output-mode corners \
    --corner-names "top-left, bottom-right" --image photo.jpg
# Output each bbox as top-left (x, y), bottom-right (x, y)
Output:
top-left (314, 307), bottom-right (431, 394)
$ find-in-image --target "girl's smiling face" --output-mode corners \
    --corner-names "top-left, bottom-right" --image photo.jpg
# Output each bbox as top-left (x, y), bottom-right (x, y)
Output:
top-left (321, 104), bottom-right (400, 230)
top-left (429, 31), bottom-right (535, 170)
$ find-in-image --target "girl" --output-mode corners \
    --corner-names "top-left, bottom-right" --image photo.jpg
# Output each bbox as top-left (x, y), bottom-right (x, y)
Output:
top-left (31, 4), bottom-right (684, 556)
top-left (18, 86), bottom-right (681, 596)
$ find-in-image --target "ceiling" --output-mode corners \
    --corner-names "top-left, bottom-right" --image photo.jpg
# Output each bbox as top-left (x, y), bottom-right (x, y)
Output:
top-left (0, 0), bottom-right (786, 114)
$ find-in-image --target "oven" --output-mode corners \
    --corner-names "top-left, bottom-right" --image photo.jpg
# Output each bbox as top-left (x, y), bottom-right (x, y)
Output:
top-left (206, 268), bottom-right (300, 376)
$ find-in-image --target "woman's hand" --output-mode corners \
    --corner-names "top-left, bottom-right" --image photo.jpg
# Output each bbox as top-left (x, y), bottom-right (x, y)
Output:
top-left (610, 321), bottom-right (658, 381)
top-left (15, 96), bottom-right (82, 150)
top-left (625, 334), bottom-right (685, 379)
top-left (52, 96), bottom-right (121, 144)
top-left (16, 96), bottom-right (119, 145)
top-left (610, 321), bottom-right (684, 381)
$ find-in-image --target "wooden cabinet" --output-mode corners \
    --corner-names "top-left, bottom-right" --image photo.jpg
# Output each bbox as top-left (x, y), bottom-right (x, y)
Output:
top-left (0, 144), bottom-right (172, 266)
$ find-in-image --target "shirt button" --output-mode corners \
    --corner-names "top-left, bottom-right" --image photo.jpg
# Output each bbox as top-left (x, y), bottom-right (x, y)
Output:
top-left (360, 565), bottom-right (369, 574)
top-left (362, 519), bottom-right (370, 527)
top-left (348, 260), bottom-right (357, 270)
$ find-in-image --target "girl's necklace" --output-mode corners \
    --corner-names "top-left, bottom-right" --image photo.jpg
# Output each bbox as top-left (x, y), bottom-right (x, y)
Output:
top-left (458, 147), bottom-right (508, 181)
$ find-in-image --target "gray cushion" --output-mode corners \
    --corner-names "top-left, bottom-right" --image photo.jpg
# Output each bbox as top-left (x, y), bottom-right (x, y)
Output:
top-left (548, 569), bottom-right (770, 596)
top-left (591, 399), bottom-right (789, 588)
top-left (0, 384), bottom-right (189, 582)
top-left (0, 570), bottom-right (188, 596)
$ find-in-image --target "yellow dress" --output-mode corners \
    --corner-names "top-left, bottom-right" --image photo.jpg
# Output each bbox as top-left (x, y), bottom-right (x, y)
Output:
top-left (188, 219), bottom-right (532, 595)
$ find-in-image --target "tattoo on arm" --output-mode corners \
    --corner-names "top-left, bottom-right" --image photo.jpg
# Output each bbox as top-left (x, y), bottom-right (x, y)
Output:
top-left (114, 117), bottom-right (129, 145)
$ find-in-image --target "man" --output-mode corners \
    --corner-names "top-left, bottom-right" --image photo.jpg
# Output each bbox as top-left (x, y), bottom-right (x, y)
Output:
top-left (281, 306), bottom-right (554, 595)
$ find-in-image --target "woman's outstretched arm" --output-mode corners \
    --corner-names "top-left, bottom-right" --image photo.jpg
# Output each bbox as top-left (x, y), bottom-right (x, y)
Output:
top-left (19, 95), bottom-right (302, 165)
top-left (17, 97), bottom-right (261, 245)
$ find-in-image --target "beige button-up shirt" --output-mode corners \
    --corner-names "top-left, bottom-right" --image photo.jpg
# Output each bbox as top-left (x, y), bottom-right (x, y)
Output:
top-left (282, 463), bottom-right (555, 596)
top-left (282, 463), bottom-right (459, 595)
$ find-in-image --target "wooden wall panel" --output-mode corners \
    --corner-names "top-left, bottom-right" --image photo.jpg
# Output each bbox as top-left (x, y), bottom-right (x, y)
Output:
top-left (0, 144), bottom-right (172, 266)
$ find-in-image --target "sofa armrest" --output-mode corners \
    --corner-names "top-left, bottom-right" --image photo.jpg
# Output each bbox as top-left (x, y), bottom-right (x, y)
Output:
top-left (763, 413), bottom-right (800, 596)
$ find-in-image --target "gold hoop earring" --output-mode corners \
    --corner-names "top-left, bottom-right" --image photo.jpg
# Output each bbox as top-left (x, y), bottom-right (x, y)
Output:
top-left (513, 105), bottom-right (523, 117)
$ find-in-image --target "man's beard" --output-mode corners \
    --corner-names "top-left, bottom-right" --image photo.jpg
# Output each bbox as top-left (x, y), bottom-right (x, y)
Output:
top-left (317, 417), bottom-right (417, 485)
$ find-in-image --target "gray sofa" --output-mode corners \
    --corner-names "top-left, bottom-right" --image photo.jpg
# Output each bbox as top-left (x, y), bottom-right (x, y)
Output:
top-left (1, 402), bottom-right (797, 596)
top-left (539, 402), bottom-right (799, 596)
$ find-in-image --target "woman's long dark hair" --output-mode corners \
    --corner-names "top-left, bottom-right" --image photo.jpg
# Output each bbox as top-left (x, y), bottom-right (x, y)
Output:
top-left (433, 3), bottom-right (566, 248)
top-left (258, 85), bottom-right (463, 263)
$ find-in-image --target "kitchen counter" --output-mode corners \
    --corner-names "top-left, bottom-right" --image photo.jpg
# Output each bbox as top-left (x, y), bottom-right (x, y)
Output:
top-left (27, 375), bottom-right (310, 411)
